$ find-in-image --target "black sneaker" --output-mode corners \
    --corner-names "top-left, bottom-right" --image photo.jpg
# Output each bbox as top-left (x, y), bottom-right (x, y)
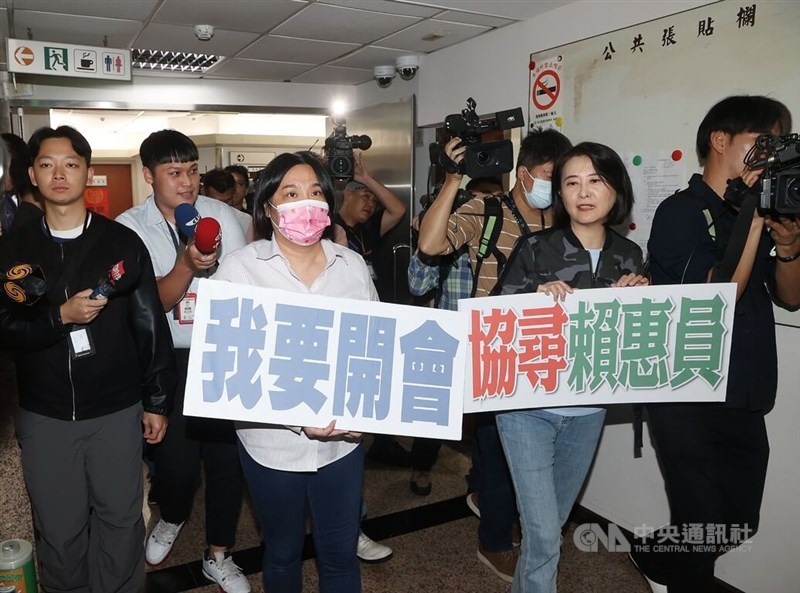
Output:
top-left (410, 470), bottom-right (432, 496)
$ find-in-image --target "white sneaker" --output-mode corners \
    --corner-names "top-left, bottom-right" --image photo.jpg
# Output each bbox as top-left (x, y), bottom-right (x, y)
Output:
top-left (466, 492), bottom-right (480, 518)
top-left (356, 530), bottom-right (393, 563)
top-left (202, 550), bottom-right (251, 593)
top-left (145, 519), bottom-right (184, 565)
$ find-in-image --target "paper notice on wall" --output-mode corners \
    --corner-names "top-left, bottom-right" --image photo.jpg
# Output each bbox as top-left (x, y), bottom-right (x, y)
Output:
top-left (622, 150), bottom-right (688, 254)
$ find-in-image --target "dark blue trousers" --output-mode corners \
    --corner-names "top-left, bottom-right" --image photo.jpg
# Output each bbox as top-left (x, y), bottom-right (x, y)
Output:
top-left (239, 441), bottom-right (364, 593)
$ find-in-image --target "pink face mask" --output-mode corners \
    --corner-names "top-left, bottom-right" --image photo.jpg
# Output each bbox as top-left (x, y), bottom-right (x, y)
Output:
top-left (271, 199), bottom-right (330, 245)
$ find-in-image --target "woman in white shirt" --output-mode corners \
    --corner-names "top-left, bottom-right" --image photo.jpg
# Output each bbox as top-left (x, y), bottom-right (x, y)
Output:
top-left (215, 152), bottom-right (377, 593)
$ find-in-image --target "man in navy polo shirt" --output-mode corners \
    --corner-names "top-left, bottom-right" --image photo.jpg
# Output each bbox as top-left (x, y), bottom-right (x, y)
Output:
top-left (633, 96), bottom-right (800, 593)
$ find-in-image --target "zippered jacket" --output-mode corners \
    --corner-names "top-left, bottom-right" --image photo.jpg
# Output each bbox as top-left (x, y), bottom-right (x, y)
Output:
top-left (0, 214), bottom-right (176, 420)
top-left (495, 225), bottom-right (645, 294)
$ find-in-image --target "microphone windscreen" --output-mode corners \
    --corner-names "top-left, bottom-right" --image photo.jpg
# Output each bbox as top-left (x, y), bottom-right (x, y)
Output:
top-left (90, 259), bottom-right (140, 299)
top-left (175, 203), bottom-right (201, 239)
top-left (194, 217), bottom-right (221, 255)
top-left (2, 263), bottom-right (47, 305)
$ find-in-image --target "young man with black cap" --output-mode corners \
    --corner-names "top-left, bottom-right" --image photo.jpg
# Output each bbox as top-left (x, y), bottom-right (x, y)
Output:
top-left (333, 151), bottom-right (406, 282)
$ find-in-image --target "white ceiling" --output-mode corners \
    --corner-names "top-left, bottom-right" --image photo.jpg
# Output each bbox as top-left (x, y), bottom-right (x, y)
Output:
top-left (1, 0), bottom-right (571, 85)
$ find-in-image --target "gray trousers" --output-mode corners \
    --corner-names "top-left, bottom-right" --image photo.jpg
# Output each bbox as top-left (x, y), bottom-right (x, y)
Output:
top-left (16, 404), bottom-right (145, 593)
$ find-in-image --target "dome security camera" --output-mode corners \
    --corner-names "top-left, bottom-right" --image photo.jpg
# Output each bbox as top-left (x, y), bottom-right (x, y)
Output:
top-left (395, 55), bottom-right (419, 81)
top-left (194, 24), bottom-right (215, 41)
top-left (373, 65), bottom-right (395, 88)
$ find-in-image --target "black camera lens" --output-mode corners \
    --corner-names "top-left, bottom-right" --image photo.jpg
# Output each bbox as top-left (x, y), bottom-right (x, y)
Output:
top-left (476, 151), bottom-right (492, 166)
top-left (786, 177), bottom-right (800, 204)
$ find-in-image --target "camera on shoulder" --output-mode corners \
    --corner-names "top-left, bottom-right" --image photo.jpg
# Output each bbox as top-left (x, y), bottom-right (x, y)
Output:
top-left (727, 133), bottom-right (800, 214)
top-left (430, 97), bottom-right (524, 178)
top-left (323, 117), bottom-right (372, 180)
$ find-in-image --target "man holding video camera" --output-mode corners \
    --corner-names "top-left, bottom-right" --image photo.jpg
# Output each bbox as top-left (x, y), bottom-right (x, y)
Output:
top-left (632, 95), bottom-right (800, 593)
top-left (334, 151), bottom-right (406, 281)
top-left (418, 126), bottom-right (572, 582)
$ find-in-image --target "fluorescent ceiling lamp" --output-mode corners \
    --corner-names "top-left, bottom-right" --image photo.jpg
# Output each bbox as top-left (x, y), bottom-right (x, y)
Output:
top-left (132, 48), bottom-right (221, 73)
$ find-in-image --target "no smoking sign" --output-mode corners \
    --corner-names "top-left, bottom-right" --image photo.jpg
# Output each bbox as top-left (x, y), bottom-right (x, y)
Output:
top-left (532, 69), bottom-right (560, 111)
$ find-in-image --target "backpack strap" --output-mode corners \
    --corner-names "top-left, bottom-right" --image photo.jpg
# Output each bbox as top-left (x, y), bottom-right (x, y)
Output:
top-left (471, 196), bottom-right (504, 297)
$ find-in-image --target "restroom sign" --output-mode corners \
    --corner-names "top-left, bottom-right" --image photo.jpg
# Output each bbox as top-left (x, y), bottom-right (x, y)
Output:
top-left (6, 38), bottom-right (131, 81)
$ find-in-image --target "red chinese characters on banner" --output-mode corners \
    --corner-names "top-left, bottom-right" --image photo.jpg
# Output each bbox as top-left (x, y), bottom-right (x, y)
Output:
top-left (517, 303), bottom-right (568, 392)
top-left (469, 303), bottom-right (569, 399)
top-left (470, 308), bottom-right (518, 399)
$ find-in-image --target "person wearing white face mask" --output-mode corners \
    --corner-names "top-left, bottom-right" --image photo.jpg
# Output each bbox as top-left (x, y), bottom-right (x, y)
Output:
top-left (214, 151), bottom-right (378, 593)
top-left (418, 127), bottom-right (573, 583)
top-left (522, 167), bottom-right (554, 211)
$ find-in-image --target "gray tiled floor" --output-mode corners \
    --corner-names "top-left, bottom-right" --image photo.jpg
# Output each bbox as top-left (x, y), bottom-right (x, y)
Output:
top-left (0, 356), bottom-right (652, 593)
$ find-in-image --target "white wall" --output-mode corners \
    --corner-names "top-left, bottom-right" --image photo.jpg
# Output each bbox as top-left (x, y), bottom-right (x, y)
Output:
top-left (416, 0), bottom-right (715, 126)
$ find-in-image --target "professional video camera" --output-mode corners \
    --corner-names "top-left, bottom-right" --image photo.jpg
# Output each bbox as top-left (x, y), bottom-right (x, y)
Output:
top-left (430, 97), bottom-right (524, 178)
top-left (417, 183), bottom-right (473, 228)
top-left (728, 133), bottom-right (800, 215)
top-left (748, 133), bottom-right (800, 214)
top-left (323, 117), bottom-right (372, 180)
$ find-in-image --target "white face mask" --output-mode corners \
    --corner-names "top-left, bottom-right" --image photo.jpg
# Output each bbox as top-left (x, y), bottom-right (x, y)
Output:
top-left (522, 169), bottom-right (553, 209)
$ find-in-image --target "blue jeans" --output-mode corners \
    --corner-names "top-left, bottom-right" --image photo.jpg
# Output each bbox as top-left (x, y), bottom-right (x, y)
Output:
top-left (239, 441), bottom-right (363, 593)
top-left (496, 409), bottom-right (605, 593)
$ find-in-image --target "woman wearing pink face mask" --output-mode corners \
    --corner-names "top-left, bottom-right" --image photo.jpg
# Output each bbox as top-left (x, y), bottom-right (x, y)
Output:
top-left (215, 152), bottom-right (377, 593)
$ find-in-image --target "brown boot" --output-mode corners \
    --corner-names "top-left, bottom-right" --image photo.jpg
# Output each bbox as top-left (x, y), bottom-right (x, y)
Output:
top-left (477, 543), bottom-right (519, 583)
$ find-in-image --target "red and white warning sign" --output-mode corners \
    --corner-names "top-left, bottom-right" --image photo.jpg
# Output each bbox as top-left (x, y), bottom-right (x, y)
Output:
top-left (14, 46), bottom-right (35, 66)
top-left (532, 69), bottom-right (560, 111)
top-left (528, 55), bottom-right (565, 132)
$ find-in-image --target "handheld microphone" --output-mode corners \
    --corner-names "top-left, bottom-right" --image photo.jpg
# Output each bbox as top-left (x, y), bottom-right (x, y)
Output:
top-left (174, 203), bottom-right (221, 255)
top-left (194, 217), bottom-right (222, 254)
top-left (90, 259), bottom-right (138, 299)
top-left (2, 263), bottom-right (47, 306)
top-left (175, 203), bottom-right (202, 239)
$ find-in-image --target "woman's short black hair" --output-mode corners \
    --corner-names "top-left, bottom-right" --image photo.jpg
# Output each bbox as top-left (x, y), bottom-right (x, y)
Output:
top-left (27, 125), bottom-right (92, 166)
top-left (139, 129), bottom-right (199, 171)
top-left (252, 151), bottom-right (336, 241)
top-left (696, 95), bottom-right (791, 164)
top-left (552, 141), bottom-right (634, 227)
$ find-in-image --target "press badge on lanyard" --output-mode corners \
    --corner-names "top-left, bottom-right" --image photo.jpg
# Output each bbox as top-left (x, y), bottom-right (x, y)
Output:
top-left (69, 327), bottom-right (96, 359)
top-left (175, 292), bottom-right (197, 324)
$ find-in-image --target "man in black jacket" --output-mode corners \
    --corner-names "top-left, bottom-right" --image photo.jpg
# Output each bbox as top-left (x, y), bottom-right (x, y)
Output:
top-left (0, 126), bottom-right (176, 593)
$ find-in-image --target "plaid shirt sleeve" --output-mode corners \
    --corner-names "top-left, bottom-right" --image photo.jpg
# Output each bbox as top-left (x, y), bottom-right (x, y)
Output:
top-left (439, 250), bottom-right (474, 311)
top-left (408, 250), bottom-right (440, 296)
